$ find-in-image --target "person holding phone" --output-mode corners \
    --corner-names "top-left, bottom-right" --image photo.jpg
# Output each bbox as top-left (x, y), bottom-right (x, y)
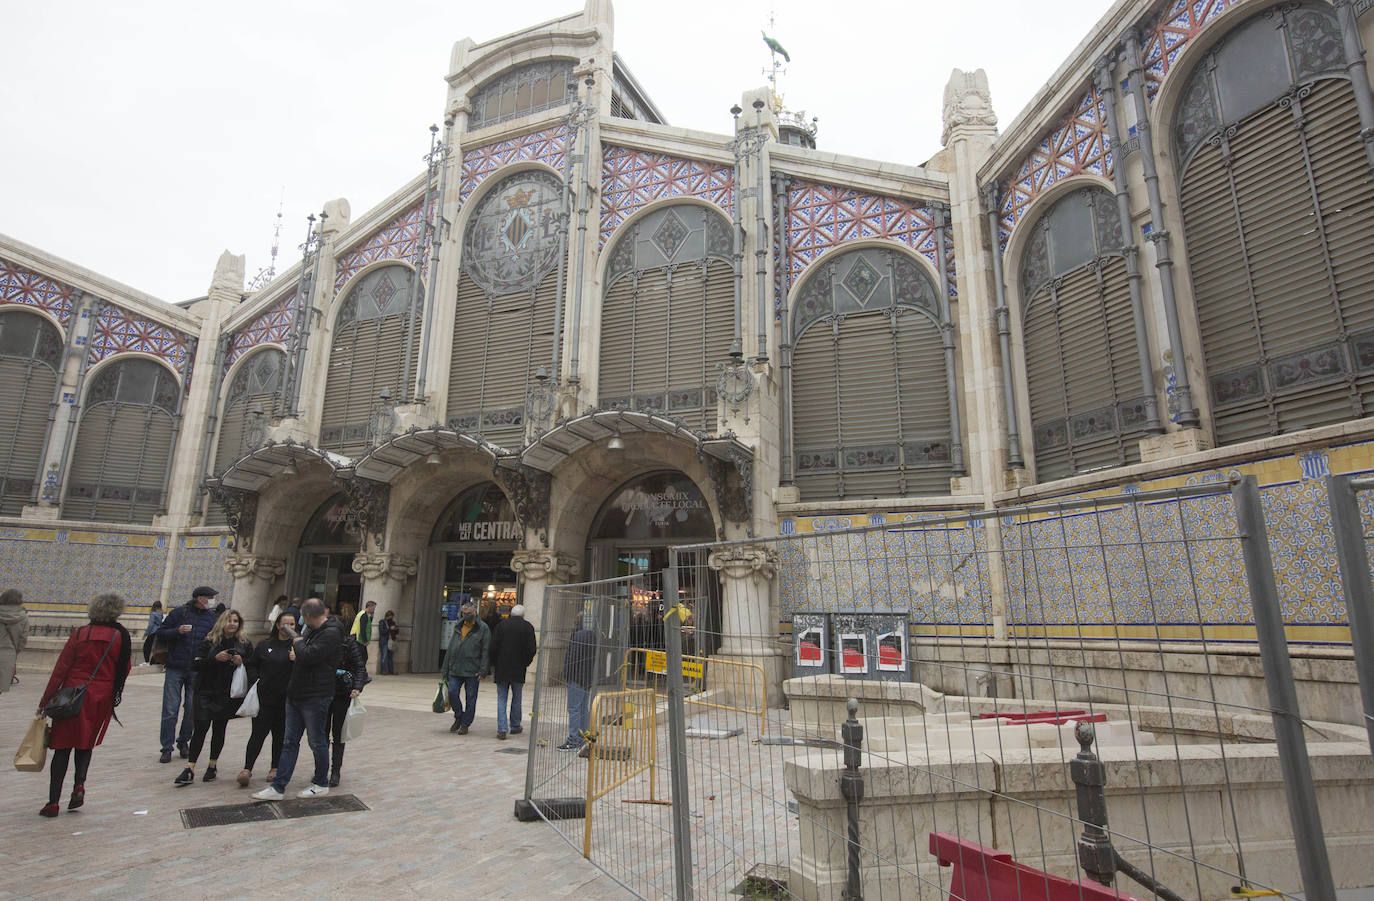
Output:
top-left (174, 610), bottom-right (251, 786)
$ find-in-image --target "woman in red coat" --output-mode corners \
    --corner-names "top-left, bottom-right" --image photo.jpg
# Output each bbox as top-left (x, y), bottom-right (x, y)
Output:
top-left (37, 592), bottom-right (131, 817)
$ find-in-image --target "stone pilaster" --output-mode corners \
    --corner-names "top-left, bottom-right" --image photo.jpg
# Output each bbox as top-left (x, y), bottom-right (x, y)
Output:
top-left (510, 548), bottom-right (581, 633)
top-left (352, 552), bottom-right (418, 674)
top-left (707, 543), bottom-right (785, 707)
top-left (223, 554), bottom-right (285, 636)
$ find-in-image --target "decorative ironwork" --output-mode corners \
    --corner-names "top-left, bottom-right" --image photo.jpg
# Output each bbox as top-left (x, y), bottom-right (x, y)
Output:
top-left (492, 462), bottom-right (552, 547)
top-left (698, 441), bottom-right (753, 536)
top-left (715, 361), bottom-right (754, 423)
top-left (204, 482), bottom-right (258, 550)
top-left (332, 473), bottom-right (390, 550)
top-left (462, 170), bottom-right (565, 296)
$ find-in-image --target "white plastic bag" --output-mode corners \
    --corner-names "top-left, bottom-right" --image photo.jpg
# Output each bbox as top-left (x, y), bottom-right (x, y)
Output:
top-left (340, 697), bottom-right (366, 742)
top-left (235, 680), bottom-right (260, 717)
top-left (230, 663), bottom-right (248, 699)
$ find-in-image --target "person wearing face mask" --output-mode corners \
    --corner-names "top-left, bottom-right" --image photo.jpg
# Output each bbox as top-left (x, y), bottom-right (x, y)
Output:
top-left (237, 611), bottom-right (296, 787)
top-left (440, 601), bottom-right (489, 735)
top-left (154, 587), bottom-right (220, 764)
top-left (174, 609), bottom-right (252, 785)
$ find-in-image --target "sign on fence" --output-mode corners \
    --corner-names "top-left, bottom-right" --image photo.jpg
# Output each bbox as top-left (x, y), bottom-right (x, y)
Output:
top-left (643, 649), bottom-right (704, 680)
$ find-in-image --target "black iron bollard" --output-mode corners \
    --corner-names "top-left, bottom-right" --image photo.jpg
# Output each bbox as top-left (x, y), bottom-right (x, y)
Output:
top-left (1070, 721), bottom-right (1116, 885)
top-left (840, 697), bottom-right (864, 901)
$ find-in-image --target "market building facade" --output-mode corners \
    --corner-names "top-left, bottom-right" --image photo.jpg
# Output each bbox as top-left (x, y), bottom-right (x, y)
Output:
top-left (3, 0), bottom-right (1373, 681)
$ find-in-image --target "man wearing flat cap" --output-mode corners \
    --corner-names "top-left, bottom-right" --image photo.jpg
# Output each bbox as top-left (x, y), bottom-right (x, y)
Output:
top-left (153, 586), bottom-right (221, 763)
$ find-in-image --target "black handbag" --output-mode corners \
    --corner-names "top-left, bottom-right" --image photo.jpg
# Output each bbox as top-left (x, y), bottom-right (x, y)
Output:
top-left (43, 628), bottom-right (119, 720)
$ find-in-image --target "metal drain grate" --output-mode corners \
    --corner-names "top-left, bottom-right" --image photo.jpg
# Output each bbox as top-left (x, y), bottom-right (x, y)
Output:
top-left (180, 794), bottom-right (370, 829)
top-left (493, 747), bottom-right (528, 754)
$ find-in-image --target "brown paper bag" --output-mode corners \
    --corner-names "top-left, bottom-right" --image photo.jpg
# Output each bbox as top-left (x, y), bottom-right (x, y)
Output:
top-left (13, 714), bottom-right (48, 772)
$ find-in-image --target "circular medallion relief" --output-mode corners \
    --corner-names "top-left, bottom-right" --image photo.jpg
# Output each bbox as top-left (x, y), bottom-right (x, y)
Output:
top-left (462, 170), bottom-right (564, 295)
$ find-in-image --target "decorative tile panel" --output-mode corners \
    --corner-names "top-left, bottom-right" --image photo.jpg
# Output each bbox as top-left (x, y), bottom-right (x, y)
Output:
top-left (599, 145), bottom-right (734, 245)
top-left (459, 124), bottom-right (570, 204)
top-left (333, 200), bottom-right (430, 293)
top-left (0, 257), bottom-right (77, 328)
top-left (1142, 0), bottom-right (1243, 101)
top-left (227, 294), bottom-right (294, 366)
top-left (88, 303), bottom-right (193, 379)
top-left (786, 181), bottom-right (953, 297)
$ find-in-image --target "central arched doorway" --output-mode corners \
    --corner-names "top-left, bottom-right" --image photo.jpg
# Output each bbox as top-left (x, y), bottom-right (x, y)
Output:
top-left (412, 481), bottom-right (520, 672)
top-left (586, 470), bottom-right (721, 656)
top-left (288, 492), bottom-right (363, 619)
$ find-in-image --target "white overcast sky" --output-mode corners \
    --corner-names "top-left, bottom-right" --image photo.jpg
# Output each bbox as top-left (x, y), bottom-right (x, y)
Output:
top-left (1, 0), bottom-right (1114, 304)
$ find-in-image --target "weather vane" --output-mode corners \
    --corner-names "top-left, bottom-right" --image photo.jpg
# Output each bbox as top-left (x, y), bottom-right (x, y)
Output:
top-left (761, 10), bottom-right (789, 104)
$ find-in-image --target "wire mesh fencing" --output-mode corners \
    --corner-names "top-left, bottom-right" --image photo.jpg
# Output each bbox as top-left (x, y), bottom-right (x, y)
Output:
top-left (521, 477), bottom-right (1372, 900)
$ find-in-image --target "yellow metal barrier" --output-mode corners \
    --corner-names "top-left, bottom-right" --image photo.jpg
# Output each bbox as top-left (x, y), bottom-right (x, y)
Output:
top-left (620, 647), bottom-right (768, 738)
top-left (582, 687), bottom-right (668, 858)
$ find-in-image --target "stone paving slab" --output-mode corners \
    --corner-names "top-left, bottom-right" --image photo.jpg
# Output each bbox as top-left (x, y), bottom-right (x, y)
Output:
top-left (1, 667), bottom-right (632, 900)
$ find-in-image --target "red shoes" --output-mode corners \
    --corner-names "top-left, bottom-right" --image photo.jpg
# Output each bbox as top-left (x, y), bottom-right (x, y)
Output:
top-left (39, 802), bottom-right (59, 818)
top-left (68, 786), bottom-right (85, 810)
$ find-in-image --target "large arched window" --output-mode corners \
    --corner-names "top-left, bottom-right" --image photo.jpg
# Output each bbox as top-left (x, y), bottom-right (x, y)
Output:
top-left (205, 348), bottom-right (285, 526)
top-left (320, 264), bottom-right (421, 455)
top-left (449, 170), bottom-right (562, 448)
top-left (468, 60), bottom-right (573, 129)
top-left (1019, 187), bottom-right (1150, 481)
top-left (1173, 2), bottom-right (1374, 444)
top-left (598, 205), bottom-right (734, 431)
top-left (0, 310), bottom-right (63, 514)
top-left (790, 247), bottom-right (953, 500)
top-left (63, 357), bottom-right (179, 523)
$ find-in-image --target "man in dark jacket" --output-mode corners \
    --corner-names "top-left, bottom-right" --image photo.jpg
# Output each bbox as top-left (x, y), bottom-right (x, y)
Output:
top-left (559, 618), bottom-right (598, 751)
top-left (253, 598), bottom-right (342, 801)
top-left (154, 587), bottom-right (220, 763)
top-left (489, 604), bottom-right (537, 739)
top-left (440, 601), bottom-right (489, 735)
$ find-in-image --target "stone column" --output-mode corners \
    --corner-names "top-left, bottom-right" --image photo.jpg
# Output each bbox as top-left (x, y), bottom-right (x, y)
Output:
top-left (353, 552), bottom-right (418, 674)
top-left (510, 548), bottom-right (581, 635)
top-left (708, 543), bottom-right (784, 708)
top-left (222, 554), bottom-right (286, 639)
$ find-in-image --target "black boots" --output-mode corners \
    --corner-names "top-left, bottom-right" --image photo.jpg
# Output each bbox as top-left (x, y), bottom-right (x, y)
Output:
top-left (328, 743), bottom-right (343, 788)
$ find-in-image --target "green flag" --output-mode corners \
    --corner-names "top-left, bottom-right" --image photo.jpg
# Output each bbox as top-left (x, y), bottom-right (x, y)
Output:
top-left (762, 31), bottom-right (790, 63)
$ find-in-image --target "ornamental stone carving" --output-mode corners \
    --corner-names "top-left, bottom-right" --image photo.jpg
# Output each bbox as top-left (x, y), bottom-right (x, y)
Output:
top-left (707, 545), bottom-right (778, 583)
top-left (941, 68), bottom-right (998, 145)
top-left (350, 553), bottom-right (418, 583)
top-left (510, 549), bottom-right (581, 583)
top-left (223, 554), bottom-right (286, 583)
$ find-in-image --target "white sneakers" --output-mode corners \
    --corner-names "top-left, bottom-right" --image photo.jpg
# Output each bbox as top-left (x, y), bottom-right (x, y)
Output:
top-left (251, 786), bottom-right (284, 801)
top-left (296, 784), bottom-right (329, 798)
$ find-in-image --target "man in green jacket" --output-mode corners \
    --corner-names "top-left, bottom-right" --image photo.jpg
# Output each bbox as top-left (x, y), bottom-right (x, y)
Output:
top-left (441, 602), bottom-right (489, 735)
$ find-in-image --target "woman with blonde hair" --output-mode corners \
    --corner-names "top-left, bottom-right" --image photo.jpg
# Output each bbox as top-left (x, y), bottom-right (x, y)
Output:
top-left (37, 592), bottom-right (130, 817)
top-left (0, 588), bottom-right (27, 692)
top-left (174, 609), bottom-right (251, 786)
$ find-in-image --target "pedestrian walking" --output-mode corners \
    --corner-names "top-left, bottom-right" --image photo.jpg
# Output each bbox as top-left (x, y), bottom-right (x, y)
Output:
top-left (441, 601), bottom-right (489, 735)
top-left (154, 587), bottom-right (219, 763)
top-left (37, 593), bottom-right (131, 817)
top-left (252, 598), bottom-right (342, 801)
top-left (559, 619), bottom-right (598, 751)
top-left (238, 610), bottom-right (295, 786)
top-left (377, 610), bottom-right (398, 674)
top-left (489, 604), bottom-right (536, 739)
top-left (325, 632), bottom-right (369, 786)
top-left (174, 610), bottom-right (251, 786)
top-left (0, 588), bottom-right (28, 693)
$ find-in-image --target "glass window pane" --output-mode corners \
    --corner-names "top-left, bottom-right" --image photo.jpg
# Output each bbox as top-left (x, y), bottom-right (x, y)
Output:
top-left (516, 82), bottom-right (532, 114)
top-left (499, 87), bottom-right (516, 118)
top-left (531, 78), bottom-right (548, 107)
top-left (1047, 193), bottom-right (1096, 274)
top-left (1215, 17), bottom-right (1290, 123)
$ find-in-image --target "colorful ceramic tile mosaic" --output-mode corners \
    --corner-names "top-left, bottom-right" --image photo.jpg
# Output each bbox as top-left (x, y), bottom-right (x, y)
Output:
top-left (998, 87), bottom-right (1113, 243)
top-left (786, 181), bottom-right (952, 295)
top-left (599, 145), bottom-right (734, 246)
top-left (227, 293), bottom-right (294, 366)
top-left (169, 535), bottom-right (233, 607)
top-left (87, 303), bottom-right (193, 378)
top-left (459, 124), bottom-right (570, 205)
top-left (0, 256), bottom-right (77, 328)
top-left (1142, 0), bottom-right (1243, 100)
top-left (333, 200), bottom-right (430, 293)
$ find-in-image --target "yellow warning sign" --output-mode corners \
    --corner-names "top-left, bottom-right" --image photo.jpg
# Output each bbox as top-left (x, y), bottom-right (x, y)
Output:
top-left (643, 649), bottom-right (703, 680)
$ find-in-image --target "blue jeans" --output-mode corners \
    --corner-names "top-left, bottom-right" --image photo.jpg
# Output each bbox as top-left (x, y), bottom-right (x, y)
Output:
top-left (378, 641), bottom-right (394, 674)
top-left (160, 666), bottom-right (195, 752)
top-left (496, 681), bottom-right (523, 733)
top-left (447, 675), bottom-right (479, 728)
top-left (567, 683), bottom-right (591, 745)
top-left (273, 696), bottom-right (331, 792)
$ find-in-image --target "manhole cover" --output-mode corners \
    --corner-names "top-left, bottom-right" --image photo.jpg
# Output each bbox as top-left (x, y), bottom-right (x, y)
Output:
top-left (179, 794), bottom-right (369, 828)
top-left (494, 747), bottom-right (527, 755)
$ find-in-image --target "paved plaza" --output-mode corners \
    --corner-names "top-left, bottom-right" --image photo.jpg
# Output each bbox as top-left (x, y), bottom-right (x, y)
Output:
top-left (0, 666), bottom-right (631, 900)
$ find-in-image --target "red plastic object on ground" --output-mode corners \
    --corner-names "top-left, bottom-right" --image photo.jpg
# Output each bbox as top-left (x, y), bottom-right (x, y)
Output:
top-left (975, 709), bottom-right (1107, 726)
top-left (929, 833), bottom-right (1143, 901)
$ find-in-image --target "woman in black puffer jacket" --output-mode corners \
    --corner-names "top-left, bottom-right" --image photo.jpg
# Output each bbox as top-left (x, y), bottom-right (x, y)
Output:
top-left (175, 609), bottom-right (252, 786)
top-left (325, 634), bottom-right (369, 787)
top-left (236, 610), bottom-right (296, 787)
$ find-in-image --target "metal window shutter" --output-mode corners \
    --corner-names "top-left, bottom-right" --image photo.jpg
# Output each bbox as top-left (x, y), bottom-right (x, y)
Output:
top-left (448, 274), bottom-right (489, 426)
top-left (320, 311), bottom-right (416, 455)
top-left (0, 356), bottom-right (57, 515)
top-left (631, 271), bottom-right (670, 411)
top-left (792, 324), bottom-right (841, 501)
top-left (834, 312), bottom-right (901, 498)
top-left (320, 321), bottom-right (357, 451)
top-left (599, 276), bottom-right (637, 404)
top-left (62, 404), bottom-right (172, 524)
top-left (1023, 290), bottom-right (1072, 481)
top-left (894, 312), bottom-right (954, 496)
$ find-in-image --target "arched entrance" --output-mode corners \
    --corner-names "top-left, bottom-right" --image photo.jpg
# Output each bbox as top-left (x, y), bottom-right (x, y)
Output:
top-left (586, 470), bottom-right (721, 656)
top-left (412, 481), bottom-right (520, 672)
top-left (288, 492), bottom-right (362, 619)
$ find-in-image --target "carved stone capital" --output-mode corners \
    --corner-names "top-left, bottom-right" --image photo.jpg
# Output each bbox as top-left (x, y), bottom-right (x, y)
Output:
top-left (224, 554), bottom-right (286, 584)
top-left (510, 549), bottom-right (581, 583)
top-left (707, 545), bottom-right (778, 583)
top-left (350, 552), bottom-right (418, 583)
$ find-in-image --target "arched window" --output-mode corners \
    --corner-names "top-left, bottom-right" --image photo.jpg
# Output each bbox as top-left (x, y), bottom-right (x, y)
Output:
top-left (320, 264), bottom-right (421, 454)
top-left (790, 247), bottom-right (953, 500)
top-left (1173, 2), bottom-right (1374, 444)
top-left (469, 60), bottom-right (573, 129)
top-left (598, 205), bottom-right (734, 431)
top-left (449, 170), bottom-right (563, 447)
top-left (1019, 187), bottom-right (1150, 481)
top-left (205, 348), bottom-right (285, 526)
top-left (0, 310), bottom-right (63, 514)
top-left (63, 357), bottom-right (179, 523)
